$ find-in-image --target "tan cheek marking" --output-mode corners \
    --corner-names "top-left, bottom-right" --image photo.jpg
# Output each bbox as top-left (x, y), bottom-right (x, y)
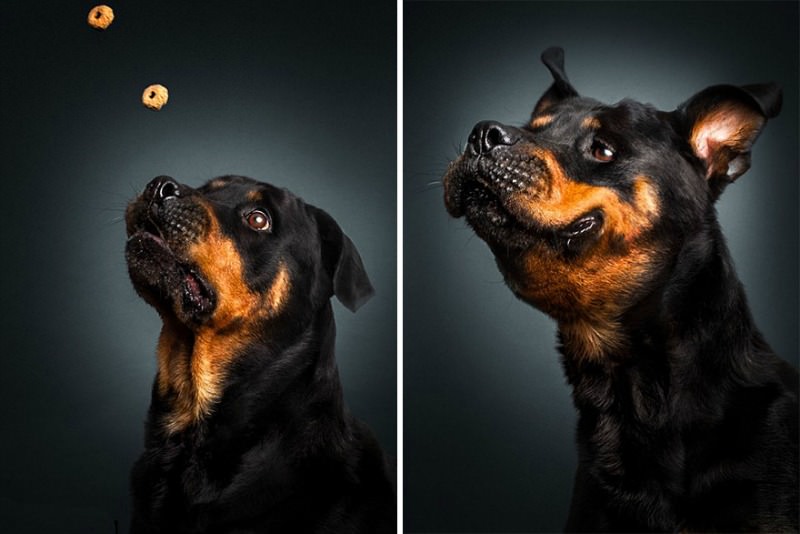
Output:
top-left (511, 149), bottom-right (610, 228)
top-left (156, 207), bottom-right (294, 433)
top-left (512, 150), bottom-right (659, 241)
top-left (189, 212), bottom-right (261, 329)
top-left (186, 264), bottom-right (290, 430)
top-left (530, 115), bottom-right (554, 128)
top-left (506, 155), bottom-right (663, 359)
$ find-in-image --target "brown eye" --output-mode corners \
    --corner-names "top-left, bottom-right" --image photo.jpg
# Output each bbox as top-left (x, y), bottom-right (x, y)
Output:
top-left (591, 139), bottom-right (616, 162)
top-left (245, 209), bottom-right (271, 232)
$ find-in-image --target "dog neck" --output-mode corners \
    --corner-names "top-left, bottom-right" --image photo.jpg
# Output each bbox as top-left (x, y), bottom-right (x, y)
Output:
top-left (559, 224), bottom-right (765, 419)
top-left (148, 302), bottom-right (348, 446)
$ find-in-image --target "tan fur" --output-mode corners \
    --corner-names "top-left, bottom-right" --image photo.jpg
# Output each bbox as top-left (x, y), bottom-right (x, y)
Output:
top-left (507, 150), bottom-right (663, 359)
top-left (582, 116), bottom-right (601, 130)
top-left (156, 207), bottom-right (293, 433)
top-left (530, 115), bottom-right (554, 128)
top-left (561, 319), bottom-right (625, 360)
top-left (208, 178), bottom-right (228, 190)
top-left (510, 150), bottom-right (659, 239)
top-left (690, 103), bottom-right (765, 178)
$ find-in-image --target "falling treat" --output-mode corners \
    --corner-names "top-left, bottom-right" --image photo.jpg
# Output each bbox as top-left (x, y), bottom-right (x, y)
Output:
top-left (87, 5), bottom-right (114, 30)
top-left (142, 84), bottom-right (169, 111)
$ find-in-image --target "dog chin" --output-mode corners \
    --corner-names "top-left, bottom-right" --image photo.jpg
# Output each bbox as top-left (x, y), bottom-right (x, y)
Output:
top-left (456, 180), bottom-right (540, 251)
top-left (125, 231), bottom-right (216, 325)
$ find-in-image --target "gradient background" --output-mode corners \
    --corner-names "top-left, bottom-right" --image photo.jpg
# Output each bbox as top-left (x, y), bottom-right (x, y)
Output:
top-left (0, 2), bottom-right (395, 532)
top-left (405, 1), bottom-right (799, 532)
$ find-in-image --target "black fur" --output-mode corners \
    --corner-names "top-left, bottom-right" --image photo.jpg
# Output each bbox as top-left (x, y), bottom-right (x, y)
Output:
top-left (125, 175), bottom-right (395, 533)
top-left (444, 48), bottom-right (799, 531)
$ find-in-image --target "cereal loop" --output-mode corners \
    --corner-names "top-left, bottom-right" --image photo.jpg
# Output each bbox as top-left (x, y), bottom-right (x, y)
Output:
top-left (88, 5), bottom-right (114, 30)
top-left (142, 84), bottom-right (169, 111)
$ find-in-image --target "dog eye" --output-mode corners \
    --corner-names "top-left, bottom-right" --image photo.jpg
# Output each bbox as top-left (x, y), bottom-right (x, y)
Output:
top-left (245, 209), bottom-right (272, 232)
top-left (590, 139), bottom-right (616, 162)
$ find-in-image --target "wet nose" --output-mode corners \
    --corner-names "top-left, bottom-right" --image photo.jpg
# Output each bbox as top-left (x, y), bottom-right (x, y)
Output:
top-left (144, 175), bottom-right (183, 202)
top-left (467, 120), bottom-right (517, 155)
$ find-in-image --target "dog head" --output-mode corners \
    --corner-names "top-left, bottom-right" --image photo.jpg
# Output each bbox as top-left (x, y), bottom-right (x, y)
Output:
top-left (125, 175), bottom-right (374, 334)
top-left (443, 48), bottom-right (781, 357)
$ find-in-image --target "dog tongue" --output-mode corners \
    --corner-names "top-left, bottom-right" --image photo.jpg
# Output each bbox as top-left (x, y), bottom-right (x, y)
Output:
top-left (184, 271), bottom-right (211, 309)
top-left (181, 270), bottom-right (214, 318)
top-left (185, 273), bottom-right (203, 300)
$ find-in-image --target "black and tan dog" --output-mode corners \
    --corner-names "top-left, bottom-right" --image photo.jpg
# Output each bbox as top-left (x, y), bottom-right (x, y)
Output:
top-left (444, 48), bottom-right (798, 531)
top-left (125, 175), bottom-right (395, 533)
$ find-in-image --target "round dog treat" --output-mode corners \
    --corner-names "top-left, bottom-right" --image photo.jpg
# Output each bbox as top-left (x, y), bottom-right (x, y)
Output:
top-left (87, 5), bottom-right (114, 30)
top-left (142, 84), bottom-right (169, 111)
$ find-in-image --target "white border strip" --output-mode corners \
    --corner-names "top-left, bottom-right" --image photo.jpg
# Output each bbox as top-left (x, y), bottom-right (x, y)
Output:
top-left (396, 0), bottom-right (404, 532)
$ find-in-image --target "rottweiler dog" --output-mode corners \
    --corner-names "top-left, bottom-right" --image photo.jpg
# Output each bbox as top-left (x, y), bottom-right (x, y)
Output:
top-left (125, 175), bottom-right (395, 533)
top-left (444, 48), bottom-right (799, 532)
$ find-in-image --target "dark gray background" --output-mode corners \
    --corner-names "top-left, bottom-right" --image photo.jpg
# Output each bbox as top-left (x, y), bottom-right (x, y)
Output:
top-left (405, 1), bottom-right (798, 532)
top-left (0, 1), bottom-right (395, 532)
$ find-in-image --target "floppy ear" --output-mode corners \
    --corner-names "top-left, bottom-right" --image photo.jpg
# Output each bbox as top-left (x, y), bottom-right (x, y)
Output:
top-left (532, 47), bottom-right (579, 116)
top-left (314, 208), bottom-right (375, 312)
top-left (676, 82), bottom-right (781, 196)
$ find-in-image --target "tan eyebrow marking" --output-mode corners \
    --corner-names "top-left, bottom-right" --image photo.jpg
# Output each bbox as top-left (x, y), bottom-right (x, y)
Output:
top-left (582, 116), bottom-right (601, 130)
top-left (530, 115), bottom-right (554, 128)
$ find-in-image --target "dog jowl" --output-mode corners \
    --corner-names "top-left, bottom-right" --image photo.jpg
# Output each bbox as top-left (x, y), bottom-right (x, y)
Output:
top-left (125, 175), bottom-right (395, 533)
top-left (444, 48), bottom-right (798, 531)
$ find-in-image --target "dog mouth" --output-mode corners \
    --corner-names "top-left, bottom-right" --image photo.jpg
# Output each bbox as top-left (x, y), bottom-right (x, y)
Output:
top-left (459, 179), bottom-right (542, 249)
top-left (181, 265), bottom-right (214, 313)
top-left (444, 153), bottom-right (544, 248)
top-left (126, 226), bottom-right (216, 324)
top-left (444, 155), bottom-right (604, 253)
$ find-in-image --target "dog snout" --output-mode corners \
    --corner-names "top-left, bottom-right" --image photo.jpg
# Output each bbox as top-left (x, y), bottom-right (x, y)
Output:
top-left (468, 121), bottom-right (518, 155)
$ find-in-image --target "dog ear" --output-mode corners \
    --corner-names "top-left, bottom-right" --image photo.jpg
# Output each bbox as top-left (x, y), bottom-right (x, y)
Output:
top-left (532, 47), bottom-right (579, 116)
top-left (313, 207), bottom-right (375, 312)
top-left (677, 83), bottom-right (781, 194)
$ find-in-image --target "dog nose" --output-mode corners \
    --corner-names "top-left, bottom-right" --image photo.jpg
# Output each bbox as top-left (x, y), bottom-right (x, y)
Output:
top-left (144, 175), bottom-right (182, 202)
top-left (468, 121), bottom-right (517, 155)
